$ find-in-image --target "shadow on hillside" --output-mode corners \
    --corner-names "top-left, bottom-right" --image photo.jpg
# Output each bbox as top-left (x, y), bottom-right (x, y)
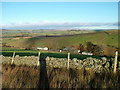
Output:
top-left (38, 56), bottom-right (49, 89)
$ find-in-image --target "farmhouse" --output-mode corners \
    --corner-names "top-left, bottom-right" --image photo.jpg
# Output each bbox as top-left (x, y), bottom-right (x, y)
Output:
top-left (78, 50), bottom-right (80, 53)
top-left (82, 52), bottom-right (93, 55)
top-left (59, 49), bottom-right (62, 52)
top-left (37, 47), bottom-right (48, 50)
top-left (63, 47), bottom-right (72, 51)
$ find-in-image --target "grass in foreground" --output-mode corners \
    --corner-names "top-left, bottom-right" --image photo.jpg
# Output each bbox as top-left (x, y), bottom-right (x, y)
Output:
top-left (2, 64), bottom-right (120, 88)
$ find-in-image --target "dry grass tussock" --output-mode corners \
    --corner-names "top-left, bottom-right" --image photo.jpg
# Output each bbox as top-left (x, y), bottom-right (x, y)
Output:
top-left (2, 64), bottom-right (120, 89)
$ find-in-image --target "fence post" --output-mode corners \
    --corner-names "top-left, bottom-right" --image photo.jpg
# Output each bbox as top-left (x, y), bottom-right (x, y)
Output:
top-left (67, 53), bottom-right (70, 69)
top-left (37, 52), bottom-right (40, 66)
top-left (113, 51), bottom-right (118, 73)
top-left (11, 52), bottom-right (15, 64)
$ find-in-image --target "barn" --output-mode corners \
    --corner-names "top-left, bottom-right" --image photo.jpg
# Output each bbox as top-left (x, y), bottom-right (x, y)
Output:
top-left (37, 47), bottom-right (48, 50)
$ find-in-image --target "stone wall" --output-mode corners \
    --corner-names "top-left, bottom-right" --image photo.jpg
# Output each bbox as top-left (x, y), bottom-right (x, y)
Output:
top-left (1, 55), bottom-right (120, 73)
top-left (45, 56), bottom-right (120, 73)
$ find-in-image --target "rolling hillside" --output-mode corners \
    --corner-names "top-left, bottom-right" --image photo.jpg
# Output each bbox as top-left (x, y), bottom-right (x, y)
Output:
top-left (3, 30), bottom-right (119, 50)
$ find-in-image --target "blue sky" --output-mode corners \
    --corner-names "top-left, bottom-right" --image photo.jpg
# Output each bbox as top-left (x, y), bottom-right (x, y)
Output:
top-left (2, 2), bottom-right (118, 29)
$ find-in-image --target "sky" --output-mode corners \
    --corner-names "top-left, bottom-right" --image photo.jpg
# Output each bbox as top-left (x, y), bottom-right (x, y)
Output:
top-left (1, 0), bottom-right (119, 2)
top-left (1, 2), bottom-right (118, 30)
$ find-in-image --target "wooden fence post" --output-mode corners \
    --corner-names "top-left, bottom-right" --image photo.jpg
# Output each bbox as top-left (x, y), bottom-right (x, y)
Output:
top-left (37, 52), bottom-right (40, 66)
top-left (11, 52), bottom-right (15, 64)
top-left (67, 53), bottom-right (70, 69)
top-left (114, 51), bottom-right (118, 73)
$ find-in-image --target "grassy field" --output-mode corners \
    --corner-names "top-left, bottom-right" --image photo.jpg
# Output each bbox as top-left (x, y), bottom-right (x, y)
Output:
top-left (3, 30), bottom-right (119, 49)
top-left (1, 50), bottom-right (104, 60)
top-left (2, 29), bottom-right (119, 57)
top-left (2, 47), bottom-right (26, 51)
top-left (2, 29), bottom-right (95, 38)
top-left (1, 46), bottom-right (106, 59)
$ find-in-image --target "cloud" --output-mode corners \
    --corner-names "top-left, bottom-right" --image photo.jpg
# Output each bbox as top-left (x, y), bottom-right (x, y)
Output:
top-left (1, 21), bottom-right (118, 30)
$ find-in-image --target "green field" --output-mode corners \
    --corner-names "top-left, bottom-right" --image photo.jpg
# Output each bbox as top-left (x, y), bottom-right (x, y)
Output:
top-left (2, 29), bottom-right (95, 38)
top-left (3, 30), bottom-right (119, 49)
top-left (2, 47), bottom-right (26, 51)
top-left (2, 30), bottom-right (119, 57)
top-left (1, 46), bottom-right (108, 60)
top-left (1, 49), bottom-right (112, 60)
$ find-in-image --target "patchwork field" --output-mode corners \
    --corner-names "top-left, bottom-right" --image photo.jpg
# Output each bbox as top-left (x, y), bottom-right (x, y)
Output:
top-left (2, 29), bottom-right (119, 57)
top-left (3, 30), bottom-right (118, 49)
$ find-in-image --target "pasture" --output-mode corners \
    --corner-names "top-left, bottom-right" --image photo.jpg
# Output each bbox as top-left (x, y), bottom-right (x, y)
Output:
top-left (1, 50), bottom-right (104, 60)
top-left (2, 30), bottom-right (118, 51)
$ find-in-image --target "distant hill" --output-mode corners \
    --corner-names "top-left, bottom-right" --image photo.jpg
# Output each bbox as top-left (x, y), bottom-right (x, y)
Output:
top-left (3, 30), bottom-right (118, 50)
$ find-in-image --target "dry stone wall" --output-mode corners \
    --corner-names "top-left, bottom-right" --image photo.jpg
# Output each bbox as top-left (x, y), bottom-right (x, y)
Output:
top-left (2, 55), bottom-right (38, 66)
top-left (1, 55), bottom-right (120, 73)
top-left (45, 56), bottom-right (120, 73)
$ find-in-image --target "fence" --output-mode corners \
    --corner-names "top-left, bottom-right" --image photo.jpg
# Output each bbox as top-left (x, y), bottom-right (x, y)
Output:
top-left (2, 51), bottom-right (119, 73)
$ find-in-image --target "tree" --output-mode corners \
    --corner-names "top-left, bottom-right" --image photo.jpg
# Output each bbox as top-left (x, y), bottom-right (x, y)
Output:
top-left (85, 42), bottom-right (103, 56)
top-left (79, 43), bottom-right (84, 53)
top-left (93, 45), bottom-right (104, 56)
top-left (85, 42), bottom-right (94, 53)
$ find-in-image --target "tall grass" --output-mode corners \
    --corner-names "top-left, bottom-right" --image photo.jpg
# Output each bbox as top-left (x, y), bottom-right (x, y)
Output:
top-left (2, 64), bottom-right (120, 88)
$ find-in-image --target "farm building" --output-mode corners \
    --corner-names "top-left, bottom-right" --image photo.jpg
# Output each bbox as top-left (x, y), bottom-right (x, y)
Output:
top-left (37, 47), bottom-right (48, 50)
top-left (63, 47), bottom-right (73, 51)
top-left (59, 49), bottom-right (62, 52)
top-left (78, 50), bottom-right (80, 53)
top-left (82, 52), bottom-right (93, 55)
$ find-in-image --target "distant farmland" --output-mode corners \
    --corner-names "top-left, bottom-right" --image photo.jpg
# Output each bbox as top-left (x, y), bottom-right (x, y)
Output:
top-left (3, 30), bottom-right (118, 48)
top-left (2, 29), bottom-right (119, 56)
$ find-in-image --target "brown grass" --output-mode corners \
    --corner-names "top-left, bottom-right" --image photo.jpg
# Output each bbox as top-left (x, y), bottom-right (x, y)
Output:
top-left (2, 64), bottom-right (120, 89)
